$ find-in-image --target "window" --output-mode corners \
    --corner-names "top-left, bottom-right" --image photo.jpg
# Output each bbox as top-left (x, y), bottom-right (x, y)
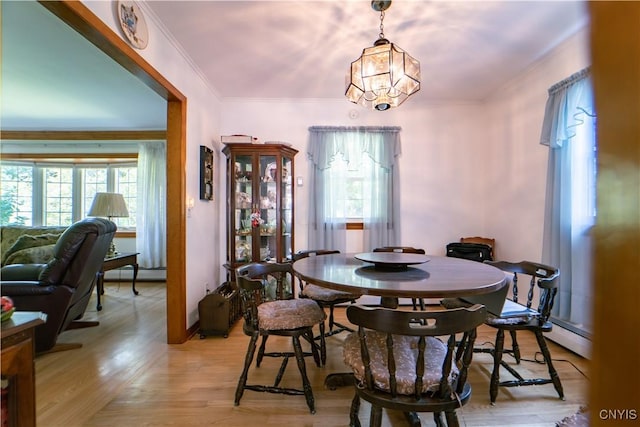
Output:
top-left (44, 166), bottom-right (74, 226)
top-left (0, 161), bottom-right (137, 229)
top-left (540, 68), bottom-right (595, 337)
top-left (307, 126), bottom-right (401, 252)
top-left (114, 166), bottom-right (137, 228)
top-left (0, 163), bottom-right (34, 225)
top-left (83, 167), bottom-right (108, 217)
top-left (324, 156), bottom-right (371, 220)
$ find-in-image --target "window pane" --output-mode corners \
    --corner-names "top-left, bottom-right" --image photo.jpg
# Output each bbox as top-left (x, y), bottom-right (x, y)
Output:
top-left (82, 167), bottom-right (108, 216)
top-left (0, 164), bottom-right (33, 225)
top-left (114, 166), bottom-right (137, 228)
top-left (326, 156), bottom-right (370, 220)
top-left (44, 166), bottom-right (73, 226)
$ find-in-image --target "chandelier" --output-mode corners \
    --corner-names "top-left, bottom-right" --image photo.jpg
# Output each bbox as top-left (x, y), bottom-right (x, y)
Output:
top-left (345, 0), bottom-right (420, 111)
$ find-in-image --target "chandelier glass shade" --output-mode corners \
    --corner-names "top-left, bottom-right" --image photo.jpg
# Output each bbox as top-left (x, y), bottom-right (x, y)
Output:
top-left (345, 1), bottom-right (420, 111)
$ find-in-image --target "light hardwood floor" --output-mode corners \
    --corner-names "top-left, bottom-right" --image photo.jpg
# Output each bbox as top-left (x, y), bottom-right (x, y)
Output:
top-left (35, 282), bottom-right (589, 426)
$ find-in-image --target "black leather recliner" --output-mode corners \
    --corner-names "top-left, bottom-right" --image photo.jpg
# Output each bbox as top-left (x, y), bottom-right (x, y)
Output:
top-left (0, 217), bottom-right (116, 353)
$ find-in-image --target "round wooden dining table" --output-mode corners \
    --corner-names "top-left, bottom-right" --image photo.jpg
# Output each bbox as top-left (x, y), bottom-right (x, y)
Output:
top-left (292, 252), bottom-right (507, 304)
top-left (293, 252), bottom-right (508, 423)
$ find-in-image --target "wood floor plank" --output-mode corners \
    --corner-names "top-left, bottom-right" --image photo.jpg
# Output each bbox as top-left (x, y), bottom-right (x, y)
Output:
top-left (35, 282), bottom-right (589, 426)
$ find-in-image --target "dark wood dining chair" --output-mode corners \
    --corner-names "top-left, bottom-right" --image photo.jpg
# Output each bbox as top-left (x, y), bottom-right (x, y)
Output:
top-left (293, 250), bottom-right (360, 336)
top-left (442, 260), bottom-right (564, 404)
top-left (460, 236), bottom-right (496, 260)
top-left (343, 304), bottom-right (487, 427)
top-left (234, 262), bottom-right (327, 414)
top-left (373, 246), bottom-right (427, 310)
top-left (292, 249), bottom-right (361, 365)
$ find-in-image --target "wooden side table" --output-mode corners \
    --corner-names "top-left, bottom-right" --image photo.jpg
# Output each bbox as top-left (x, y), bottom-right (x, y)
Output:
top-left (1, 311), bottom-right (47, 427)
top-left (96, 252), bottom-right (139, 311)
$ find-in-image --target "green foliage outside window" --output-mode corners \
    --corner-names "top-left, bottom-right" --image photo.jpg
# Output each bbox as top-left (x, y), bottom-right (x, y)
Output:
top-left (0, 161), bottom-right (137, 228)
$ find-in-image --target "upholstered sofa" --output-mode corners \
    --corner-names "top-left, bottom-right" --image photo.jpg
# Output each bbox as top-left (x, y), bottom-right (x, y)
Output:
top-left (1, 225), bottom-right (68, 267)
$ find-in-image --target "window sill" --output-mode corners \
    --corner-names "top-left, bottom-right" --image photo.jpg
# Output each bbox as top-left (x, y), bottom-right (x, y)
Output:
top-left (346, 222), bottom-right (363, 230)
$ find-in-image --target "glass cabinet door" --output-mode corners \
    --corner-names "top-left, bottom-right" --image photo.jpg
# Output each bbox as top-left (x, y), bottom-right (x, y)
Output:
top-left (233, 154), bottom-right (253, 263)
top-left (281, 155), bottom-right (293, 261)
top-left (258, 154), bottom-right (277, 261)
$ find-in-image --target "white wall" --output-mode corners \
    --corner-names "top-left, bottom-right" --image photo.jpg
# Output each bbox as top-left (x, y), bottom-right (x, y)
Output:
top-left (483, 28), bottom-right (591, 263)
top-left (483, 28), bottom-right (591, 356)
top-left (218, 29), bottom-right (589, 269)
top-left (220, 99), bottom-right (488, 267)
top-left (82, 1), bottom-right (223, 327)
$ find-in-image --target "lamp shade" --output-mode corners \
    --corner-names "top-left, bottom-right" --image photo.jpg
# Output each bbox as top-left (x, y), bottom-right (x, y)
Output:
top-left (88, 192), bottom-right (129, 218)
top-left (346, 38), bottom-right (420, 111)
top-left (345, 0), bottom-right (420, 111)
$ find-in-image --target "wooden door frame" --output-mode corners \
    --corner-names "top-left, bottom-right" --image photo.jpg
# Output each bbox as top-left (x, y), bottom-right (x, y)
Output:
top-left (589, 2), bottom-right (639, 422)
top-left (39, 1), bottom-right (188, 344)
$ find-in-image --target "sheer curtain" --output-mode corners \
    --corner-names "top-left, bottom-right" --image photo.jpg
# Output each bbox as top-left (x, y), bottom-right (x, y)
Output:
top-left (307, 126), bottom-right (401, 252)
top-left (136, 141), bottom-right (167, 268)
top-left (540, 68), bottom-right (596, 333)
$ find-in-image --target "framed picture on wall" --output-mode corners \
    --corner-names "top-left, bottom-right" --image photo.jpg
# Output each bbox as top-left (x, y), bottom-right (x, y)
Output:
top-left (200, 145), bottom-right (214, 200)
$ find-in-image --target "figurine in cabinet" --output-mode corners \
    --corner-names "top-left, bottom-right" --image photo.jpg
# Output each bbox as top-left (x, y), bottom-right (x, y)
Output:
top-left (236, 241), bottom-right (251, 262)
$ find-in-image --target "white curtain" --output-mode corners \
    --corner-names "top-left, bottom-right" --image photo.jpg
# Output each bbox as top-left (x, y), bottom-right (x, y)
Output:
top-left (307, 126), bottom-right (401, 252)
top-left (136, 141), bottom-right (167, 268)
top-left (540, 68), bottom-right (596, 333)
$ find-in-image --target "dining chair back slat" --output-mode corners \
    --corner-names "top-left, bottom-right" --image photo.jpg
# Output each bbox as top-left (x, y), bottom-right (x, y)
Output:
top-left (343, 304), bottom-right (487, 426)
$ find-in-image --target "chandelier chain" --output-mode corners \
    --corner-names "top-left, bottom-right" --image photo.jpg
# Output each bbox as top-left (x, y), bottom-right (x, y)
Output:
top-left (379, 11), bottom-right (385, 39)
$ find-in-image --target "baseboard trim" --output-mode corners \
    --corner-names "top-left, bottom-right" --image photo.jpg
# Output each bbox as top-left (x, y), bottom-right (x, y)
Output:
top-left (103, 269), bottom-right (166, 282)
top-left (546, 324), bottom-right (591, 358)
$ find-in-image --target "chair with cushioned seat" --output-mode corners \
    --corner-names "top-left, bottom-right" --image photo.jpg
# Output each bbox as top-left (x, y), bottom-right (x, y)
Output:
top-left (234, 261), bottom-right (327, 414)
top-left (373, 246), bottom-right (427, 310)
top-left (292, 249), bottom-right (361, 363)
top-left (0, 217), bottom-right (116, 354)
top-left (343, 304), bottom-right (487, 427)
top-left (442, 260), bottom-right (563, 404)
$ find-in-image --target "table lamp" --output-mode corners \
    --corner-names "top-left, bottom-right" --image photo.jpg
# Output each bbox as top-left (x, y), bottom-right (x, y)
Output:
top-left (88, 192), bottom-right (129, 257)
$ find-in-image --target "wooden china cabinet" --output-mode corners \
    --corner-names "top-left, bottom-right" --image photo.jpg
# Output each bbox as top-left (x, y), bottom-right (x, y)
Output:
top-left (222, 143), bottom-right (297, 279)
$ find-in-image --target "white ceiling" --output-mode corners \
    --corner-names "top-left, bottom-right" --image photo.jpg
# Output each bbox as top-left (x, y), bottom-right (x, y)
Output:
top-left (146, 0), bottom-right (588, 101)
top-left (0, 0), bottom-right (589, 131)
top-left (1, 0), bottom-right (166, 131)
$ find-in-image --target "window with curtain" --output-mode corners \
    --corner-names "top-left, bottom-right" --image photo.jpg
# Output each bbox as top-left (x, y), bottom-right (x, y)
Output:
top-left (136, 141), bottom-right (166, 269)
top-left (540, 67), bottom-right (596, 336)
top-left (307, 126), bottom-right (401, 253)
top-left (0, 161), bottom-right (137, 228)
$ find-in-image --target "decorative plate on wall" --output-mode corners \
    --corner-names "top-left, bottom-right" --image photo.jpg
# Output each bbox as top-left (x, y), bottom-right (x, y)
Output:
top-left (117, 1), bottom-right (149, 49)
